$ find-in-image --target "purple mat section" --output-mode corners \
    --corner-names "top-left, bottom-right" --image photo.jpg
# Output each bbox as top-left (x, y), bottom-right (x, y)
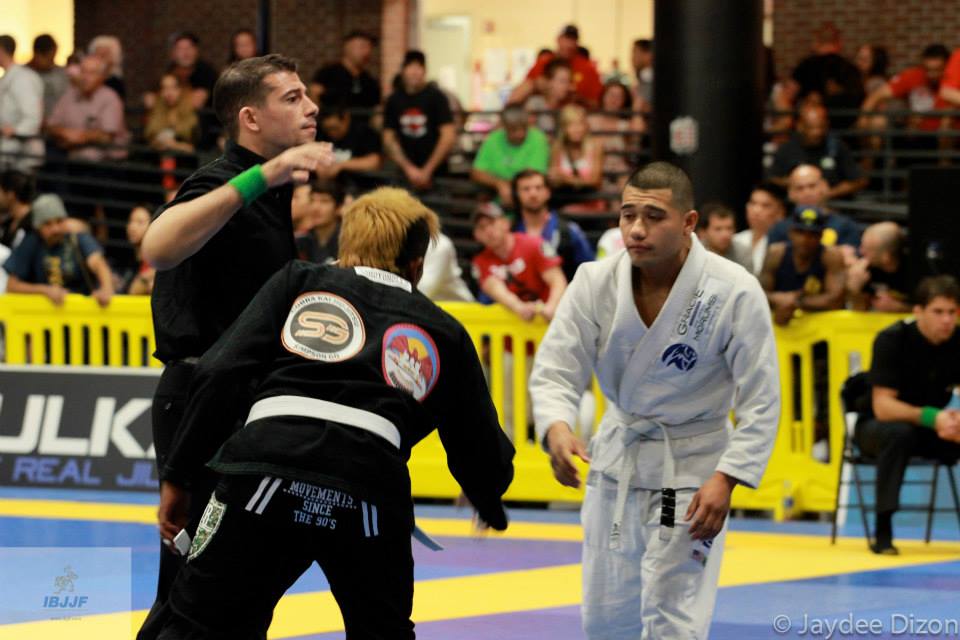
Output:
top-left (301, 605), bottom-right (584, 639)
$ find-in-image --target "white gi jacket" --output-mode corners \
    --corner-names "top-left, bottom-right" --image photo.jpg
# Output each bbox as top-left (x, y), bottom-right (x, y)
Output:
top-left (530, 235), bottom-right (780, 497)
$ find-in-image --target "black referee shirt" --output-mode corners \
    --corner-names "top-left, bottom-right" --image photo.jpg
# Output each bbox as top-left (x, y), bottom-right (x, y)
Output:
top-left (869, 319), bottom-right (960, 408)
top-left (151, 141), bottom-right (296, 363)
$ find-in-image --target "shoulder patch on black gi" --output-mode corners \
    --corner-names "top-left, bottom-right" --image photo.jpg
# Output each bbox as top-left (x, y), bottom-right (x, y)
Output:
top-left (282, 291), bottom-right (366, 362)
top-left (381, 323), bottom-right (440, 401)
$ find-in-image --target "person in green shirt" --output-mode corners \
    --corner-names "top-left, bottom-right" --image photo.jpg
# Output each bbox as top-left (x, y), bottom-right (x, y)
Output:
top-left (471, 104), bottom-right (550, 209)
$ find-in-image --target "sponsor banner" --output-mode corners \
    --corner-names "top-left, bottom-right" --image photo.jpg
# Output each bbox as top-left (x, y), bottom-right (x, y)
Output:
top-left (0, 366), bottom-right (159, 491)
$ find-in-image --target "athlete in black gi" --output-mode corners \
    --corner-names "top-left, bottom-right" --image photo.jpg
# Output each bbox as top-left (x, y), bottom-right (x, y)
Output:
top-left (138, 54), bottom-right (334, 639)
top-left (153, 188), bottom-right (515, 639)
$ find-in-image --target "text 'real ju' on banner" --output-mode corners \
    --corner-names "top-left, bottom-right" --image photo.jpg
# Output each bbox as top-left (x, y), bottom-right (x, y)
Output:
top-left (0, 366), bottom-right (160, 491)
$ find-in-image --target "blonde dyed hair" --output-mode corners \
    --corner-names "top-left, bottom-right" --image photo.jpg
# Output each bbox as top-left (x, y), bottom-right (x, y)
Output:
top-left (338, 187), bottom-right (439, 274)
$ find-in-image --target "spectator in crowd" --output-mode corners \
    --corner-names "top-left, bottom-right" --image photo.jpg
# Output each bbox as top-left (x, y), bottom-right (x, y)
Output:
top-left (854, 44), bottom-right (890, 96)
top-left (522, 58), bottom-right (575, 134)
top-left (470, 104), bottom-right (550, 208)
top-left (314, 105), bottom-right (382, 191)
top-left (791, 22), bottom-right (865, 130)
top-left (144, 73), bottom-right (199, 153)
top-left (88, 35), bottom-right (126, 100)
top-left (768, 105), bottom-right (867, 198)
top-left (631, 38), bottom-right (653, 107)
top-left (310, 31), bottom-right (380, 123)
top-left (846, 221), bottom-right (911, 312)
top-left (760, 205), bottom-right (845, 326)
top-left (858, 275), bottom-right (960, 555)
top-left (471, 201), bottom-right (567, 320)
top-left (548, 104), bottom-right (605, 211)
top-left (596, 224), bottom-right (624, 258)
top-left (47, 55), bottom-right (129, 161)
top-left (588, 81), bottom-right (645, 190)
top-left (118, 204), bottom-right (155, 295)
top-left (732, 182), bottom-right (787, 275)
top-left (0, 169), bottom-right (36, 249)
top-left (937, 45), bottom-right (960, 115)
top-left (511, 168), bottom-right (594, 282)
top-left (419, 230), bottom-right (475, 302)
top-left (228, 28), bottom-right (258, 64)
top-left (0, 34), bottom-right (44, 171)
top-left (3, 193), bottom-right (113, 306)
top-left (508, 25), bottom-right (602, 108)
top-left (383, 50), bottom-right (455, 191)
top-left (27, 34), bottom-right (69, 119)
top-left (166, 31), bottom-right (219, 110)
top-left (293, 179), bottom-right (343, 265)
top-left (768, 164), bottom-right (862, 264)
top-left (697, 202), bottom-right (743, 263)
top-left (859, 45), bottom-right (950, 156)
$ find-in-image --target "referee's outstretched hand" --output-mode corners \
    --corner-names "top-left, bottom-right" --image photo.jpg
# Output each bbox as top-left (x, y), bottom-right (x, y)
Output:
top-left (262, 141), bottom-right (335, 187)
top-left (546, 422), bottom-right (590, 489)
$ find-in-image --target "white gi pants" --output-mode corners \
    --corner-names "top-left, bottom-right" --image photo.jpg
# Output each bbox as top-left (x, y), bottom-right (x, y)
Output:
top-left (581, 475), bottom-right (726, 640)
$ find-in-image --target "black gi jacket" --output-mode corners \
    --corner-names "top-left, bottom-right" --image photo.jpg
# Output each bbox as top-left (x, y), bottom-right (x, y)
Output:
top-left (163, 260), bottom-right (515, 529)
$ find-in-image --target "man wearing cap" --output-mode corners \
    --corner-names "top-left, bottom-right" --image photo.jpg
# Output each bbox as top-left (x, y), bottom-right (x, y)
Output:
top-left (3, 193), bottom-right (113, 306)
top-left (470, 201), bottom-right (567, 321)
top-left (470, 105), bottom-right (550, 208)
top-left (760, 205), bottom-right (846, 326)
top-left (309, 30), bottom-right (380, 123)
top-left (383, 50), bottom-right (456, 191)
top-left (508, 25), bottom-right (603, 108)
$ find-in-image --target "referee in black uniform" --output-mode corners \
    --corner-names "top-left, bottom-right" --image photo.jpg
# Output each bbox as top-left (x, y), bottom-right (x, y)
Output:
top-left (137, 54), bottom-right (334, 639)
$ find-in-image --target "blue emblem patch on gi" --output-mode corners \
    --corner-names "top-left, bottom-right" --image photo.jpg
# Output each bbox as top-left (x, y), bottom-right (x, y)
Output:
top-left (662, 343), bottom-right (698, 371)
top-left (382, 324), bottom-right (441, 401)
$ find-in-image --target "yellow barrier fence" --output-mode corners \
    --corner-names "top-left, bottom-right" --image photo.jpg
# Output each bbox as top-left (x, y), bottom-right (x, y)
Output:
top-left (0, 294), bottom-right (908, 516)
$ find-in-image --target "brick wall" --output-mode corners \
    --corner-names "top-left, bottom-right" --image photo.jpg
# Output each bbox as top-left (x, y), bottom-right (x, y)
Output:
top-left (74, 0), bottom-right (410, 105)
top-left (773, 0), bottom-right (960, 79)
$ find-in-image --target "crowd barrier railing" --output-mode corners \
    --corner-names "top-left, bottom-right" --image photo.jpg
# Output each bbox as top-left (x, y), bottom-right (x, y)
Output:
top-left (0, 294), bottom-right (908, 516)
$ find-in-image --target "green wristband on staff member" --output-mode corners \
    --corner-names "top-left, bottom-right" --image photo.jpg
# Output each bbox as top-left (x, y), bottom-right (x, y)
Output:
top-left (228, 164), bottom-right (269, 206)
top-left (920, 406), bottom-right (941, 429)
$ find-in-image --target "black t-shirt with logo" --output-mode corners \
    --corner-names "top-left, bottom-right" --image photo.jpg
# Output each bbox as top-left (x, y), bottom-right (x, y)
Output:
top-left (383, 84), bottom-right (453, 169)
top-left (162, 261), bottom-right (514, 529)
top-left (867, 262), bottom-right (913, 305)
top-left (869, 319), bottom-right (960, 408)
top-left (150, 141), bottom-right (296, 363)
top-left (312, 63), bottom-right (381, 114)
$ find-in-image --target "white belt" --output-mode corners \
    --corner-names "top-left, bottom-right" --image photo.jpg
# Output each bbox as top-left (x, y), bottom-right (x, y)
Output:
top-left (244, 395), bottom-right (444, 551)
top-left (246, 395), bottom-right (402, 449)
top-left (607, 415), bottom-right (725, 550)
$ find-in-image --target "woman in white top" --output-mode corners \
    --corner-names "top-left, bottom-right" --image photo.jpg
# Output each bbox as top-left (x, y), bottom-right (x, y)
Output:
top-left (732, 183), bottom-right (786, 275)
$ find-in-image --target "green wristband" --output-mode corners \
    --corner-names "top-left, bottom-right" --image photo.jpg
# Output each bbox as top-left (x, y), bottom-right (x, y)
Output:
top-left (920, 406), bottom-right (940, 429)
top-left (228, 164), bottom-right (268, 206)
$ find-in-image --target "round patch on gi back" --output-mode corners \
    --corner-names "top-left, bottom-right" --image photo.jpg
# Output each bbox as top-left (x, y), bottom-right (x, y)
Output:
top-left (661, 343), bottom-right (698, 372)
top-left (382, 324), bottom-right (440, 401)
top-left (282, 291), bottom-right (366, 362)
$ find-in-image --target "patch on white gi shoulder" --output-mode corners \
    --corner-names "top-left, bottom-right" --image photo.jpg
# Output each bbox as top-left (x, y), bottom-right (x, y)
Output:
top-left (382, 323), bottom-right (440, 401)
top-left (661, 343), bottom-right (698, 372)
top-left (282, 291), bottom-right (366, 362)
top-left (188, 495), bottom-right (226, 561)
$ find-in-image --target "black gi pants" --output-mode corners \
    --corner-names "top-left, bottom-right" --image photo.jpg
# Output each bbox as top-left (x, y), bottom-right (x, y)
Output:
top-left (154, 475), bottom-right (415, 639)
top-left (138, 361), bottom-right (218, 640)
top-left (855, 419), bottom-right (960, 513)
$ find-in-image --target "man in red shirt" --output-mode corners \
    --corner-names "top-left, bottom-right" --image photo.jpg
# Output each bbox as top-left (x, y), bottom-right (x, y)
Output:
top-left (508, 25), bottom-right (602, 109)
top-left (860, 44), bottom-right (950, 132)
top-left (471, 201), bottom-right (567, 321)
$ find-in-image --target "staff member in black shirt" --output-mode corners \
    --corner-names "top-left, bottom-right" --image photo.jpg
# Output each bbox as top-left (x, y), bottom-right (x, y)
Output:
top-left (137, 54), bottom-right (333, 639)
top-left (859, 275), bottom-right (960, 554)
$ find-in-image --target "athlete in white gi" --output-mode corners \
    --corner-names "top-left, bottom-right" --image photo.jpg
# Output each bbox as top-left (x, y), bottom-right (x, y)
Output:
top-left (530, 162), bottom-right (780, 639)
